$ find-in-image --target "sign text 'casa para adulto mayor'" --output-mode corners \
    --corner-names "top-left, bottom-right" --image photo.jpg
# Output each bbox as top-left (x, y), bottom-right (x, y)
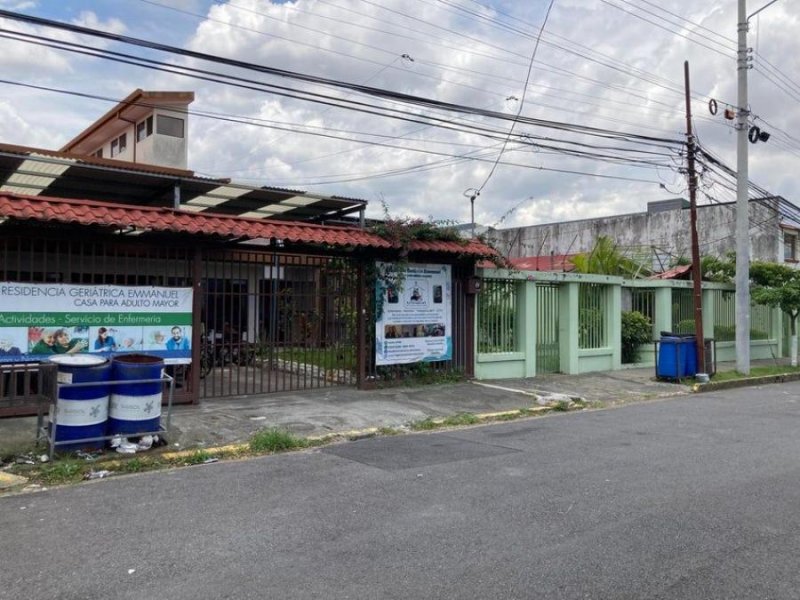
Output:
top-left (0, 282), bottom-right (193, 364)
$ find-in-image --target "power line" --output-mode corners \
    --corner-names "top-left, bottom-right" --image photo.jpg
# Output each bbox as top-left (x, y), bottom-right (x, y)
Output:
top-left (476, 0), bottom-right (556, 194)
top-left (598, 0), bottom-right (736, 59)
top-left (0, 11), bottom-right (683, 150)
top-left (176, 0), bottom-right (722, 136)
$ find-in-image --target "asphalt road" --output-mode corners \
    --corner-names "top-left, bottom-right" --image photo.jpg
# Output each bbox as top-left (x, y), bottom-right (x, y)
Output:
top-left (3, 383), bottom-right (800, 599)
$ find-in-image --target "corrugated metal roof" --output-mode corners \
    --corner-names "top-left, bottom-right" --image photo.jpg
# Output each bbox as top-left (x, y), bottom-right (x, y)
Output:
top-left (648, 264), bottom-right (692, 280)
top-left (0, 143), bottom-right (366, 223)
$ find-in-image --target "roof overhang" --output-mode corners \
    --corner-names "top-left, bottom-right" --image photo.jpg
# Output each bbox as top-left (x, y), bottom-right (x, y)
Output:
top-left (0, 143), bottom-right (367, 223)
top-left (60, 89), bottom-right (196, 154)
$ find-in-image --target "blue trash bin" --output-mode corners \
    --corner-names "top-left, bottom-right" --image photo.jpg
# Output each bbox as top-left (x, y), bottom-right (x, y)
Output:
top-left (49, 355), bottom-right (111, 451)
top-left (657, 336), bottom-right (684, 379)
top-left (681, 335), bottom-right (698, 376)
top-left (108, 354), bottom-right (164, 436)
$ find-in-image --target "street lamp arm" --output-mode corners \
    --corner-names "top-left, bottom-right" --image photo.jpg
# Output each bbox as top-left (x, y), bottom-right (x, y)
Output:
top-left (748, 0), bottom-right (779, 22)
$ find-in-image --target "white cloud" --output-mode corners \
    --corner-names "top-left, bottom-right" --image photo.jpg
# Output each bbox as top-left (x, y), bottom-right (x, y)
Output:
top-left (0, 1), bottom-right (36, 10)
top-left (1, 0), bottom-right (798, 235)
top-left (72, 10), bottom-right (126, 35)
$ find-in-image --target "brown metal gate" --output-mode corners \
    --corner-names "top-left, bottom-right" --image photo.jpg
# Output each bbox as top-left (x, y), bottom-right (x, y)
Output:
top-left (1, 229), bottom-right (474, 411)
top-left (198, 251), bottom-right (359, 398)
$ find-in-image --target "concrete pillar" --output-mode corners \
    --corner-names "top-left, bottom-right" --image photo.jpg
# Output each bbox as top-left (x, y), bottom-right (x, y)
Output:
top-left (519, 280), bottom-right (537, 377)
top-left (702, 287), bottom-right (715, 342)
top-left (772, 306), bottom-right (783, 356)
top-left (559, 281), bottom-right (580, 374)
top-left (653, 287), bottom-right (673, 338)
top-left (608, 283), bottom-right (622, 369)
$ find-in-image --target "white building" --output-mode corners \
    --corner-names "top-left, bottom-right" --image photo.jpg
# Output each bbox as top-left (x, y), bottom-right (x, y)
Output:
top-left (60, 89), bottom-right (194, 170)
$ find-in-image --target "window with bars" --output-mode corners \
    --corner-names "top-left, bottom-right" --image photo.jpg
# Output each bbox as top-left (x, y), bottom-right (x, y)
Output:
top-left (784, 232), bottom-right (797, 262)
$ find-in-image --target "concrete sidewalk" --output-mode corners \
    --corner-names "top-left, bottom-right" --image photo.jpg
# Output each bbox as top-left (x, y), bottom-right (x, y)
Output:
top-left (0, 364), bottom-right (697, 455)
top-left (2, 357), bottom-right (793, 456)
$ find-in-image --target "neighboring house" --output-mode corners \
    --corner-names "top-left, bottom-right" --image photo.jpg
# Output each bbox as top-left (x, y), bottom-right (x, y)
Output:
top-left (489, 197), bottom-right (800, 269)
top-left (60, 89), bottom-right (194, 170)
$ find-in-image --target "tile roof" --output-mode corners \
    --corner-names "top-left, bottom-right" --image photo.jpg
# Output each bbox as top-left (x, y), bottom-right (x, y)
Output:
top-left (0, 193), bottom-right (496, 257)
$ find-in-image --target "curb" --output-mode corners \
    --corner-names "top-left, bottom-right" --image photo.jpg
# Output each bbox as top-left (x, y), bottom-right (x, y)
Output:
top-left (693, 371), bottom-right (800, 393)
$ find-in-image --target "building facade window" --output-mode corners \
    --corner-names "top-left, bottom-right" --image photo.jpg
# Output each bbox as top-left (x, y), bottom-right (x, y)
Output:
top-left (156, 114), bottom-right (184, 138)
top-left (136, 115), bottom-right (153, 142)
top-left (110, 133), bottom-right (127, 157)
top-left (92, 148), bottom-right (103, 158)
top-left (784, 232), bottom-right (797, 262)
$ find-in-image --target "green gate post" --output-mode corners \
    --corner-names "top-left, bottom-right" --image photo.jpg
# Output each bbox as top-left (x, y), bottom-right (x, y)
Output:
top-left (653, 287), bottom-right (673, 338)
top-left (702, 286), bottom-right (715, 346)
top-left (559, 281), bottom-right (580, 374)
top-left (609, 282), bottom-right (622, 370)
top-left (520, 279), bottom-right (537, 377)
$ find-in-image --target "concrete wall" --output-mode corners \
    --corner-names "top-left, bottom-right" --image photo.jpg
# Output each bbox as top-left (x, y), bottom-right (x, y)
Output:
top-left (491, 201), bottom-right (782, 265)
top-left (149, 109), bottom-right (189, 170)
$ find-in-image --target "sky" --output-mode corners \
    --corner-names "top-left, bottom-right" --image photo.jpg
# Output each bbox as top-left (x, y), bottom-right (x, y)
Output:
top-left (0, 0), bottom-right (797, 230)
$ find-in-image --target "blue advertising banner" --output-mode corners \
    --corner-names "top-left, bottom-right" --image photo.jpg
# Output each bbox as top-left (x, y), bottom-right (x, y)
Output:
top-left (0, 282), bottom-right (193, 364)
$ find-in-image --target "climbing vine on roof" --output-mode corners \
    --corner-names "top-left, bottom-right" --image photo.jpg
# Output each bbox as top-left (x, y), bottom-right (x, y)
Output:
top-left (368, 204), bottom-right (465, 255)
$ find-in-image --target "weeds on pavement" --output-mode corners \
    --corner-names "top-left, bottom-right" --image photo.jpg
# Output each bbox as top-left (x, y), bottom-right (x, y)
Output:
top-left (249, 428), bottom-right (310, 453)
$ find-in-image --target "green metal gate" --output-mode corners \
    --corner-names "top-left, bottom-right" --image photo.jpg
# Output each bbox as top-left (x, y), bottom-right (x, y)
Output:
top-left (536, 283), bottom-right (560, 373)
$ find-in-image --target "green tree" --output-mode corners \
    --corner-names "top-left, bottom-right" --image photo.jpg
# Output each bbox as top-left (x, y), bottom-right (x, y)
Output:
top-left (570, 236), bottom-right (649, 277)
top-left (750, 261), bottom-right (800, 366)
top-left (700, 253), bottom-right (735, 283)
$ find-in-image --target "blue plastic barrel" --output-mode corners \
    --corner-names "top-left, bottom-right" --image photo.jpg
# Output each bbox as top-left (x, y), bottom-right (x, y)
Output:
top-left (49, 355), bottom-right (111, 451)
top-left (108, 354), bottom-right (164, 436)
top-left (657, 336), bottom-right (684, 379)
top-left (681, 336), bottom-right (698, 376)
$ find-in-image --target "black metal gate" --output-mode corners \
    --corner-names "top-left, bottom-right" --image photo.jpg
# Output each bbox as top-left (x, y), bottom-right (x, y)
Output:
top-left (198, 251), bottom-right (359, 398)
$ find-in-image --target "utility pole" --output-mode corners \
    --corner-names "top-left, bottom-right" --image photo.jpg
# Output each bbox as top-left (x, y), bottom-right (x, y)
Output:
top-left (734, 0), bottom-right (781, 374)
top-left (684, 61), bottom-right (705, 374)
top-left (735, 0), bottom-right (751, 375)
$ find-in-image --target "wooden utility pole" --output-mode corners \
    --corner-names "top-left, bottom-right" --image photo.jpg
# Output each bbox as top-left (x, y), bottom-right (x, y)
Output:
top-left (684, 61), bottom-right (706, 373)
